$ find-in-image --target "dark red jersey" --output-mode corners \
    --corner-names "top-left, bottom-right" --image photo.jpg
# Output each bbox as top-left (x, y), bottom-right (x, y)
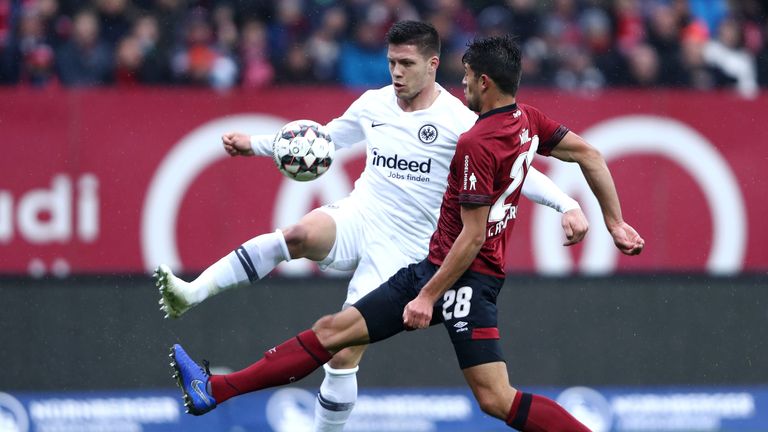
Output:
top-left (427, 103), bottom-right (569, 277)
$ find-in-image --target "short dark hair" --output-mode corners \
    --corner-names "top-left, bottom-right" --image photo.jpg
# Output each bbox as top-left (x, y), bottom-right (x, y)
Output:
top-left (386, 20), bottom-right (441, 57)
top-left (461, 35), bottom-right (522, 96)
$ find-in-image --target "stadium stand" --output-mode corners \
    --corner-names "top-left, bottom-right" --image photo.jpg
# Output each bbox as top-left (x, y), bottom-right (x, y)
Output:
top-left (0, 0), bottom-right (766, 96)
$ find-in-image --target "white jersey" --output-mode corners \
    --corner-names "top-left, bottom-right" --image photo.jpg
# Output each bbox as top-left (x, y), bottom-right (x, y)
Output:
top-left (325, 84), bottom-right (475, 258)
top-left (250, 83), bottom-right (578, 267)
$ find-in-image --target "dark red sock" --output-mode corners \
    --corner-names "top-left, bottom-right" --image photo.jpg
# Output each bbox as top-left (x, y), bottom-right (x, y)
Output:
top-left (209, 329), bottom-right (332, 404)
top-left (506, 392), bottom-right (591, 431)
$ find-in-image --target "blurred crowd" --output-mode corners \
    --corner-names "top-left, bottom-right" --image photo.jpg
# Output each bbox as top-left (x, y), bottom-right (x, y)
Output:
top-left (1, 0), bottom-right (767, 97)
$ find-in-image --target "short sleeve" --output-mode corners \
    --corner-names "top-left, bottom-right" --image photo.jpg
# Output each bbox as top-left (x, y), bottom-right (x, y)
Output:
top-left (522, 104), bottom-right (569, 156)
top-left (455, 134), bottom-right (496, 206)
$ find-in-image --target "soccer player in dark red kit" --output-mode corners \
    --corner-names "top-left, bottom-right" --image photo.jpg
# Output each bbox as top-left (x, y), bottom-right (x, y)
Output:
top-left (169, 34), bottom-right (645, 431)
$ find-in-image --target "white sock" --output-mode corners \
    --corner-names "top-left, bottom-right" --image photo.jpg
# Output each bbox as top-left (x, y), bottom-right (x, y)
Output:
top-left (314, 364), bottom-right (359, 432)
top-left (186, 229), bottom-right (291, 303)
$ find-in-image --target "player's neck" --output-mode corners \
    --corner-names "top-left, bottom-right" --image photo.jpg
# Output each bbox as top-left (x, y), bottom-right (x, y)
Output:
top-left (478, 94), bottom-right (516, 115)
top-left (397, 83), bottom-right (440, 112)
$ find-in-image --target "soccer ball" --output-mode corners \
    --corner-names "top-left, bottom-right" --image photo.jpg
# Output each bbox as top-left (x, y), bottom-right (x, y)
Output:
top-left (272, 120), bottom-right (334, 182)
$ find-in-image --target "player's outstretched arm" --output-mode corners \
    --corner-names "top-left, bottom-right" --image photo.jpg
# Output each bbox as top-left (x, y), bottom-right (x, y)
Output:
top-left (522, 167), bottom-right (588, 246)
top-left (549, 131), bottom-right (644, 255)
top-left (522, 167), bottom-right (580, 213)
top-left (222, 132), bottom-right (255, 157)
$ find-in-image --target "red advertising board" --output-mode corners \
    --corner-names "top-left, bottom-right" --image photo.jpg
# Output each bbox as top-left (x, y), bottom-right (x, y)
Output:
top-left (1, 87), bottom-right (766, 276)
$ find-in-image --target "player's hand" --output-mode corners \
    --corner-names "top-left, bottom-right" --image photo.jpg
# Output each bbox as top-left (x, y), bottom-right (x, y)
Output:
top-left (609, 221), bottom-right (645, 255)
top-left (222, 132), bottom-right (255, 157)
top-left (561, 208), bottom-right (588, 246)
top-left (403, 295), bottom-right (433, 330)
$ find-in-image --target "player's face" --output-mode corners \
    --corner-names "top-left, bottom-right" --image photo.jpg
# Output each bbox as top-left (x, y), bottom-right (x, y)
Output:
top-left (387, 44), bottom-right (437, 102)
top-left (462, 64), bottom-right (481, 112)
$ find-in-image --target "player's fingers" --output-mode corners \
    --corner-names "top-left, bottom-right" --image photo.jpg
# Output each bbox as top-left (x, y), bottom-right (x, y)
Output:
top-left (565, 224), bottom-right (587, 246)
top-left (563, 222), bottom-right (574, 239)
top-left (561, 223), bottom-right (574, 246)
top-left (621, 242), bottom-right (642, 256)
top-left (405, 310), bottom-right (429, 330)
top-left (572, 228), bottom-right (587, 243)
top-left (631, 241), bottom-right (644, 255)
top-left (403, 308), bottom-right (414, 327)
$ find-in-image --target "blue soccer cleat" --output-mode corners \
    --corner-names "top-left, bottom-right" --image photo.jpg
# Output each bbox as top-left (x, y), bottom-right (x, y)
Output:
top-left (169, 344), bottom-right (217, 415)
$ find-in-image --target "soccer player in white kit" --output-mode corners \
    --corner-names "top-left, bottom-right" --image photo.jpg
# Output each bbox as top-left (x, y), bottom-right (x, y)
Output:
top-left (155, 21), bottom-right (587, 431)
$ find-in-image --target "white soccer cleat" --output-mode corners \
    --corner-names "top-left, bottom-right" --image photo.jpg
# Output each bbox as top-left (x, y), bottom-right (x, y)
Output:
top-left (154, 264), bottom-right (198, 319)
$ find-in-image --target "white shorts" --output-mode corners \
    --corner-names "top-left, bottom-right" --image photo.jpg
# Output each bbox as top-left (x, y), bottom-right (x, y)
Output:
top-left (318, 197), bottom-right (422, 306)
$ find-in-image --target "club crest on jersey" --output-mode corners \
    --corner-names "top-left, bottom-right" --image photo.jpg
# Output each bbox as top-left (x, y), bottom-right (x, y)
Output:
top-left (418, 124), bottom-right (438, 144)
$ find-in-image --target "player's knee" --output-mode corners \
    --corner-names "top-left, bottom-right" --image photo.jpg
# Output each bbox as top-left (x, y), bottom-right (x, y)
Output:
top-left (474, 388), bottom-right (506, 418)
top-left (313, 312), bottom-right (362, 353)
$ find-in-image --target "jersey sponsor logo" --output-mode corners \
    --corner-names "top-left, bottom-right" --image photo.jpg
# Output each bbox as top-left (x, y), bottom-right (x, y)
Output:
top-left (418, 124), bottom-right (438, 144)
top-left (469, 173), bottom-right (477, 190)
top-left (371, 148), bottom-right (432, 174)
top-left (462, 155), bottom-right (470, 190)
top-left (371, 121), bottom-right (386, 128)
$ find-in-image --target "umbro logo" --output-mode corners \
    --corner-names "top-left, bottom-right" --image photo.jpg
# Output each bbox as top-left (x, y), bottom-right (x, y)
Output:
top-left (371, 121), bottom-right (386, 128)
top-left (453, 321), bottom-right (469, 333)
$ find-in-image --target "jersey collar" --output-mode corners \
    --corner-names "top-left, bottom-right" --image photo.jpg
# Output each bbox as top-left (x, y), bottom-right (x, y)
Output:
top-left (477, 103), bottom-right (518, 121)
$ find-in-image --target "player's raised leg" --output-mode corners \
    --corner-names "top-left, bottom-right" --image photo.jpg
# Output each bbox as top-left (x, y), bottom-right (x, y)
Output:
top-left (314, 345), bottom-right (368, 432)
top-left (156, 209), bottom-right (336, 318)
top-left (462, 362), bottom-right (590, 431)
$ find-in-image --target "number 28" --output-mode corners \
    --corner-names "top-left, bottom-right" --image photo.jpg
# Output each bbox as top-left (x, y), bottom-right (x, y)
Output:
top-left (442, 286), bottom-right (473, 320)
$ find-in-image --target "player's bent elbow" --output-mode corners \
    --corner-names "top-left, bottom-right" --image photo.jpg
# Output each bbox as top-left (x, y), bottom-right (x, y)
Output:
top-left (281, 224), bottom-right (309, 254)
top-left (572, 142), bottom-right (603, 166)
top-left (467, 231), bottom-right (486, 252)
